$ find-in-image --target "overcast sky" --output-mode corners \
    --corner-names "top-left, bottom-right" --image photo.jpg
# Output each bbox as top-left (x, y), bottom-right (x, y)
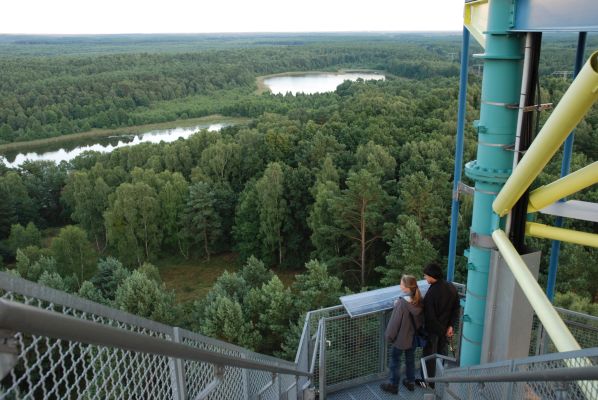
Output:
top-left (2, 0), bottom-right (464, 34)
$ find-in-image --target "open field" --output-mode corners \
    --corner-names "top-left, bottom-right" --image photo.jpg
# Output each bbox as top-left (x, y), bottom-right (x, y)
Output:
top-left (158, 253), bottom-right (298, 303)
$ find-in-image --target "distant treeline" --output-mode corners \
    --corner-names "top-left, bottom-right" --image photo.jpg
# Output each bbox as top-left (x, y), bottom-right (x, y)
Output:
top-left (0, 35), bottom-right (468, 144)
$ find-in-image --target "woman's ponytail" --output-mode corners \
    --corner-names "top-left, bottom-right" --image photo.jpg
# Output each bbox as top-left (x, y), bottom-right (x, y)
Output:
top-left (401, 275), bottom-right (422, 306)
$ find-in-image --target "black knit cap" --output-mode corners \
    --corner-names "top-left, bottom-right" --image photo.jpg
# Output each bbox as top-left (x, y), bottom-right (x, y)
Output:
top-left (423, 263), bottom-right (443, 280)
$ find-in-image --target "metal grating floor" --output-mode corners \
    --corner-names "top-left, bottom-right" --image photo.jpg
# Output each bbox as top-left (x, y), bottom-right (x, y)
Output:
top-left (328, 379), bottom-right (433, 400)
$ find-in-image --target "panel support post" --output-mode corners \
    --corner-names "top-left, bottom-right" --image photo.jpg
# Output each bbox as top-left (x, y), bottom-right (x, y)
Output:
top-left (546, 31), bottom-right (587, 301)
top-left (447, 26), bottom-right (471, 282)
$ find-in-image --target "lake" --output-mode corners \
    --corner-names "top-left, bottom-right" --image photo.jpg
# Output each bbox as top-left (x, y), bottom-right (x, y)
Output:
top-left (263, 72), bottom-right (385, 95)
top-left (1, 123), bottom-right (226, 168)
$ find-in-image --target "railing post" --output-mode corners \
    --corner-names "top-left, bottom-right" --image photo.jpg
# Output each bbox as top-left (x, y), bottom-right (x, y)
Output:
top-left (278, 362), bottom-right (282, 398)
top-left (170, 327), bottom-right (187, 400)
top-left (241, 353), bottom-right (249, 399)
top-left (534, 323), bottom-right (546, 355)
top-left (318, 319), bottom-right (326, 400)
top-left (379, 312), bottom-right (387, 374)
top-left (503, 360), bottom-right (515, 400)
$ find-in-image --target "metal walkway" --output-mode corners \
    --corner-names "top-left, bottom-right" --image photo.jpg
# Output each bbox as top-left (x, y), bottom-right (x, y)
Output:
top-left (328, 379), bottom-right (433, 400)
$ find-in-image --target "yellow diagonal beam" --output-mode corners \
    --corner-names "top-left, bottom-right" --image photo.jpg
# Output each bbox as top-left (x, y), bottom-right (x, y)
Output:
top-left (464, 0), bottom-right (488, 49)
top-left (492, 229), bottom-right (596, 399)
top-left (493, 51), bottom-right (598, 217)
top-left (528, 161), bottom-right (598, 213)
top-left (492, 229), bottom-right (581, 352)
top-left (525, 222), bottom-right (598, 248)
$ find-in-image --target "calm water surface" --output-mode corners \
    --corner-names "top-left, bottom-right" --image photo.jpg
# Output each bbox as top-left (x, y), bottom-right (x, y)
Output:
top-left (2, 123), bottom-right (225, 168)
top-left (264, 72), bottom-right (385, 95)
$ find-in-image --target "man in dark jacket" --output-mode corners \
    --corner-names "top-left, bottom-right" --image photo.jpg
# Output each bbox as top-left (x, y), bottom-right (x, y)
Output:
top-left (420, 262), bottom-right (460, 385)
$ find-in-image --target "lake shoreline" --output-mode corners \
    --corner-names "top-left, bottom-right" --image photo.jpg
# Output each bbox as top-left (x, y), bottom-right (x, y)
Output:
top-left (255, 69), bottom-right (386, 94)
top-left (0, 115), bottom-right (251, 154)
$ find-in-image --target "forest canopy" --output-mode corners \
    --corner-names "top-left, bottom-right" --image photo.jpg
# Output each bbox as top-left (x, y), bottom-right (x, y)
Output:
top-left (1, 33), bottom-right (597, 356)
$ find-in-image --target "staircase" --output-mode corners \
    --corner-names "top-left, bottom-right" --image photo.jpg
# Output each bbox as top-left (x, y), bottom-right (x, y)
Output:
top-left (1, 271), bottom-right (597, 399)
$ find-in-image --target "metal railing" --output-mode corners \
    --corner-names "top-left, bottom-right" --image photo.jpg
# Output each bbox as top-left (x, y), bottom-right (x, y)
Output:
top-left (302, 287), bottom-right (596, 399)
top-left (425, 348), bottom-right (598, 400)
top-left (532, 308), bottom-right (598, 356)
top-left (303, 302), bottom-right (464, 399)
top-left (0, 272), bottom-right (308, 400)
top-left (1, 269), bottom-right (597, 400)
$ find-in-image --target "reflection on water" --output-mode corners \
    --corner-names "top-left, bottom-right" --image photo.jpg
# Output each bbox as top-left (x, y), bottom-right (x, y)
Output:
top-left (264, 72), bottom-right (384, 95)
top-left (1, 123), bottom-right (225, 168)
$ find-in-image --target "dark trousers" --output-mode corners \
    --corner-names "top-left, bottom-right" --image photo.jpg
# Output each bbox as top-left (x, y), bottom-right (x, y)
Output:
top-left (422, 333), bottom-right (448, 379)
top-left (388, 346), bottom-right (416, 385)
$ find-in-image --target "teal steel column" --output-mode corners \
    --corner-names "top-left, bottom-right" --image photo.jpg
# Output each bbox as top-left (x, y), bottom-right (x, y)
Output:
top-left (461, 0), bottom-right (524, 366)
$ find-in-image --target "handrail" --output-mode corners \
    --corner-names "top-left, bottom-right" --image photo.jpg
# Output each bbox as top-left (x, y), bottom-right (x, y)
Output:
top-left (0, 299), bottom-right (310, 378)
top-left (429, 366), bottom-right (598, 383)
top-left (422, 349), bottom-right (598, 383)
top-left (0, 271), bottom-right (290, 367)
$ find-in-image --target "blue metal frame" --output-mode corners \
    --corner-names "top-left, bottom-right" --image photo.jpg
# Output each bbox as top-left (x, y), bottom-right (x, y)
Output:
top-left (447, 27), bottom-right (471, 283)
top-left (545, 32), bottom-right (588, 301)
top-left (513, 0), bottom-right (598, 32)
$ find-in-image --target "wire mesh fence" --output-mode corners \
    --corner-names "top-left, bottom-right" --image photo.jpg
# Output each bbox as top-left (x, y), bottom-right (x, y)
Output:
top-left (2, 269), bottom-right (597, 400)
top-left (439, 349), bottom-right (598, 400)
top-left (0, 272), bottom-right (300, 400)
top-left (531, 307), bottom-right (598, 356)
top-left (0, 288), bottom-right (175, 399)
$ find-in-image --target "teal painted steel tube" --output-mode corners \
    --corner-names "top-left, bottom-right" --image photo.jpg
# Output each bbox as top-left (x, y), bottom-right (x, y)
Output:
top-left (461, 0), bottom-right (524, 367)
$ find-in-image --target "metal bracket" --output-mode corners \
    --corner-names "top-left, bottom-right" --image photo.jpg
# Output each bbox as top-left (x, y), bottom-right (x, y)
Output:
top-left (470, 231), bottom-right (497, 249)
top-left (453, 181), bottom-right (474, 201)
top-left (255, 372), bottom-right (278, 400)
top-left (459, 181), bottom-right (474, 197)
top-left (482, 101), bottom-right (552, 112)
top-left (520, 102), bottom-right (553, 112)
top-left (0, 329), bottom-right (18, 381)
top-left (194, 365), bottom-right (224, 400)
top-left (483, 101), bottom-right (519, 109)
top-left (503, 144), bottom-right (527, 154)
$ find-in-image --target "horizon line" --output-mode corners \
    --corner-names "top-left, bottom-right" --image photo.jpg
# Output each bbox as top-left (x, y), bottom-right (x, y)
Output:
top-left (0, 30), bottom-right (463, 36)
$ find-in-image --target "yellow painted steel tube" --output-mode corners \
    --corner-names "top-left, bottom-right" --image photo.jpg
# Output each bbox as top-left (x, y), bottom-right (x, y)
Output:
top-left (493, 51), bottom-right (598, 217)
top-left (528, 161), bottom-right (598, 212)
top-left (525, 222), bottom-right (598, 248)
top-left (492, 229), bottom-right (581, 352)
